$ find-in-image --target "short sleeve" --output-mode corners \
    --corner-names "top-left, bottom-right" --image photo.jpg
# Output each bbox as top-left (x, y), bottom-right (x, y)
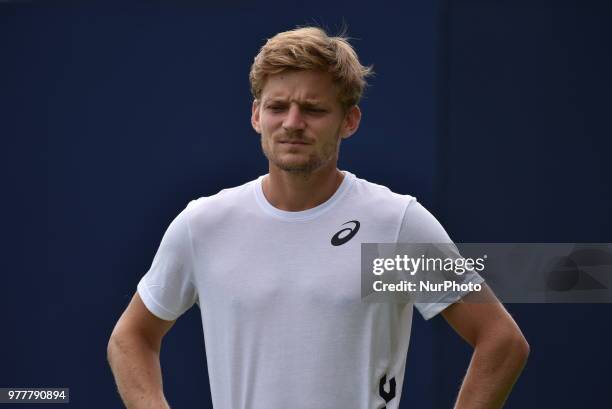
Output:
top-left (397, 199), bottom-right (484, 320)
top-left (137, 203), bottom-right (198, 321)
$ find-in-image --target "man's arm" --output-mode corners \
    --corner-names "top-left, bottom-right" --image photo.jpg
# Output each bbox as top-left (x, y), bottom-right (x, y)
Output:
top-left (441, 285), bottom-right (530, 409)
top-left (107, 293), bottom-right (175, 409)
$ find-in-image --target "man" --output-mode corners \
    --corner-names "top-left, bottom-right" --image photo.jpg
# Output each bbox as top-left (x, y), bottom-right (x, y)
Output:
top-left (107, 27), bottom-right (529, 409)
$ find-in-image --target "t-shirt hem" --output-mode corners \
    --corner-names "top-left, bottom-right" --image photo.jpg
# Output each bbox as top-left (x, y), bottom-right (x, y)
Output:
top-left (416, 275), bottom-right (486, 320)
top-left (137, 277), bottom-right (179, 322)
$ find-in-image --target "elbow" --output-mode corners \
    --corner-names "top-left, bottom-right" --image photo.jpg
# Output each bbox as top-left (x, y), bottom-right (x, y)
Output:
top-left (107, 329), bottom-right (128, 369)
top-left (515, 333), bottom-right (530, 363)
top-left (500, 329), bottom-right (530, 366)
top-left (477, 325), bottom-right (530, 366)
top-left (518, 329), bottom-right (530, 356)
top-left (107, 332), bottom-right (119, 368)
top-left (106, 327), bottom-right (159, 368)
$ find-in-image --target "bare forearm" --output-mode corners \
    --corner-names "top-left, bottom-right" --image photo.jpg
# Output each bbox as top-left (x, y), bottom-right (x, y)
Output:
top-left (454, 335), bottom-right (529, 409)
top-left (107, 334), bottom-right (170, 409)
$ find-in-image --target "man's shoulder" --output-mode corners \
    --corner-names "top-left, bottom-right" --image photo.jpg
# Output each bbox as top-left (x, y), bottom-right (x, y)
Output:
top-left (348, 172), bottom-right (416, 211)
top-left (182, 177), bottom-right (260, 220)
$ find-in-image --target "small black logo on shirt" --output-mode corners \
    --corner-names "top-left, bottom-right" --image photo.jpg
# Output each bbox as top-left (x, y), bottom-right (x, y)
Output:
top-left (331, 220), bottom-right (360, 246)
top-left (379, 374), bottom-right (396, 404)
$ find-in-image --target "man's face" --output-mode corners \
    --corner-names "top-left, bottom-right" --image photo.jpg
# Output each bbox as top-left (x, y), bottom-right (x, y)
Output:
top-left (251, 70), bottom-right (360, 174)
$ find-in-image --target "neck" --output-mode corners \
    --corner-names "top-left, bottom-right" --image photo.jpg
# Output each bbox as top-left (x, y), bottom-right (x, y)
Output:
top-left (262, 163), bottom-right (344, 212)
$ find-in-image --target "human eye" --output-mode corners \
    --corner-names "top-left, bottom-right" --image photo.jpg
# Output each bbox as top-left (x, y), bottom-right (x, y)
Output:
top-left (266, 103), bottom-right (286, 112)
top-left (305, 106), bottom-right (327, 114)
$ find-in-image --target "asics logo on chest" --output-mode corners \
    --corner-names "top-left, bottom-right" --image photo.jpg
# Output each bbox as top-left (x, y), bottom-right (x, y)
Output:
top-left (331, 220), bottom-right (360, 246)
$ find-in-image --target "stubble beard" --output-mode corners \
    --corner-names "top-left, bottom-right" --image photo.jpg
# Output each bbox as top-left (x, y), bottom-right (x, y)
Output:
top-left (261, 131), bottom-right (341, 175)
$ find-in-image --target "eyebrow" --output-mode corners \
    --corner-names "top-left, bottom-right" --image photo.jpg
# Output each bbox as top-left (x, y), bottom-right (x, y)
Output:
top-left (264, 98), bottom-right (327, 107)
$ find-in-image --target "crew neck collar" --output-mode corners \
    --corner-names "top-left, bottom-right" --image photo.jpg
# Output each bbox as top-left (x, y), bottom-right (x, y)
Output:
top-left (253, 170), bottom-right (355, 221)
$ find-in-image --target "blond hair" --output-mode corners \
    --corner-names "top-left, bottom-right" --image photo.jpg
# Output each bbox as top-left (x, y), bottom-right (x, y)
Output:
top-left (249, 26), bottom-right (373, 109)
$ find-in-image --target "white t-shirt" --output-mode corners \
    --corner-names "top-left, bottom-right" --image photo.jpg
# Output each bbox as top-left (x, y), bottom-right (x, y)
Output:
top-left (137, 171), bottom-right (483, 409)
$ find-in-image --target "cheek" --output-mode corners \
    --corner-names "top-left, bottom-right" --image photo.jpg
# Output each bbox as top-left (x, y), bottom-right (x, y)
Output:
top-left (260, 115), bottom-right (282, 134)
top-left (320, 119), bottom-right (344, 141)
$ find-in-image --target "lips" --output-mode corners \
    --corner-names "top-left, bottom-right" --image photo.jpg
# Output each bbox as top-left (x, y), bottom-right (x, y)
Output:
top-left (278, 140), bottom-right (310, 145)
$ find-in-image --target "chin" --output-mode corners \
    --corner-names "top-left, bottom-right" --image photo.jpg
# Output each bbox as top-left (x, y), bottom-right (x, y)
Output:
top-left (270, 152), bottom-right (312, 170)
top-left (276, 163), bottom-right (316, 173)
top-left (273, 158), bottom-right (321, 173)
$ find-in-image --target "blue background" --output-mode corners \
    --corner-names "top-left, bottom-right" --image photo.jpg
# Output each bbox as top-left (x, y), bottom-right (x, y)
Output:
top-left (1, 1), bottom-right (610, 408)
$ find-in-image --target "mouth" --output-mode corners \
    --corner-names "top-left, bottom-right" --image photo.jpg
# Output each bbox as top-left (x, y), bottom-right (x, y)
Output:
top-left (278, 140), bottom-right (310, 146)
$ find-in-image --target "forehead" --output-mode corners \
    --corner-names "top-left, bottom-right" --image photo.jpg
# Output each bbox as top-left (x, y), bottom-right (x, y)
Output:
top-left (260, 70), bottom-right (340, 103)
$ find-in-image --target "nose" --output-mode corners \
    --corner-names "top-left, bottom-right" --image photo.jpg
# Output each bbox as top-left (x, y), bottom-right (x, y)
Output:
top-left (282, 103), bottom-right (306, 132)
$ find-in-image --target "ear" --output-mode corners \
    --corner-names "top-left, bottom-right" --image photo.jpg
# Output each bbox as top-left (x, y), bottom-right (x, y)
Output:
top-left (251, 99), bottom-right (261, 134)
top-left (340, 105), bottom-right (361, 139)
